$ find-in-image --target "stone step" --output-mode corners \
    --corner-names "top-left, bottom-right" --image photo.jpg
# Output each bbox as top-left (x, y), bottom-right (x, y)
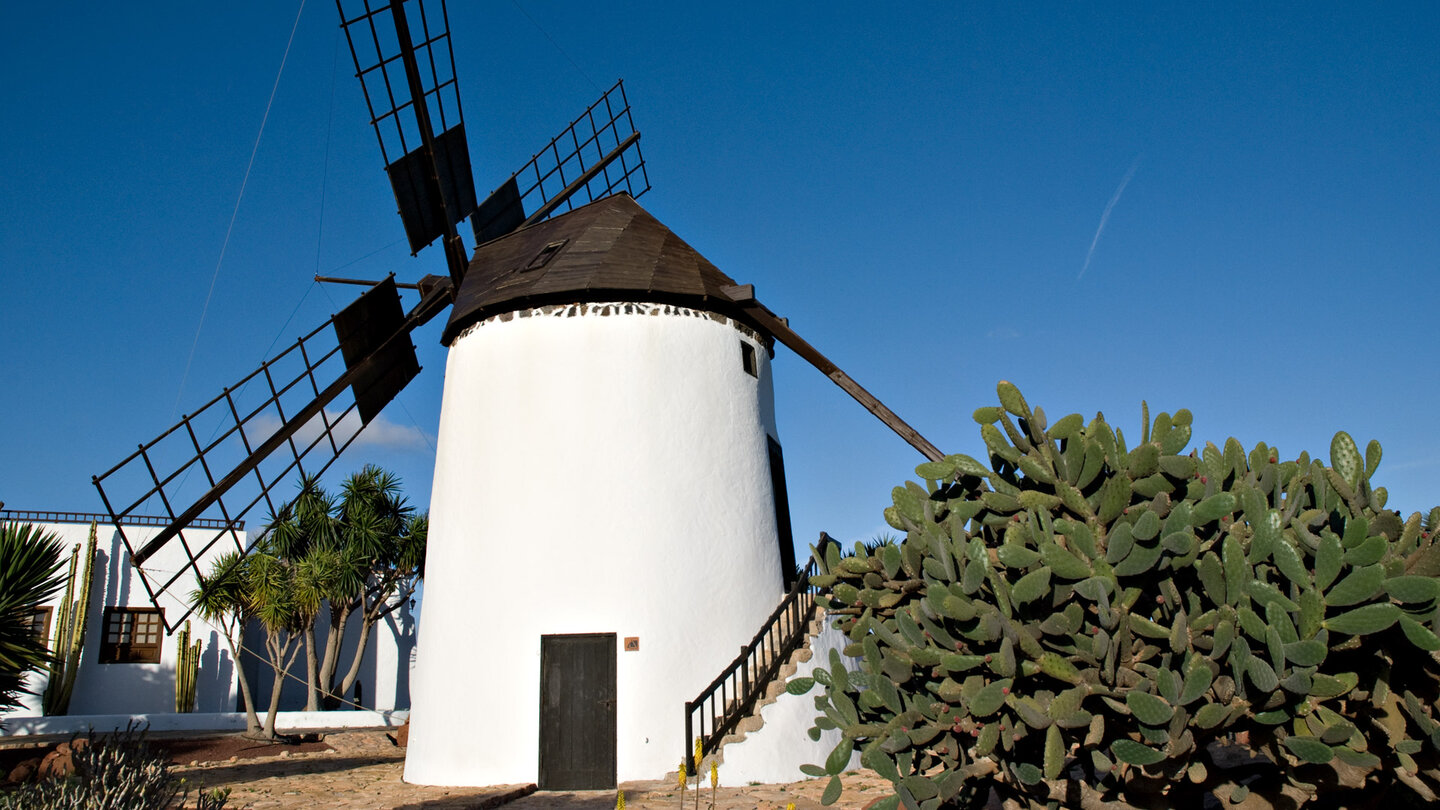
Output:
top-left (709, 612), bottom-right (831, 766)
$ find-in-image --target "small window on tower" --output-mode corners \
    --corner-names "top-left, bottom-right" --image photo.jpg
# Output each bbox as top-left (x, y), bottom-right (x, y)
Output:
top-left (522, 239), bottom-right (568, 272)
top-left (740, 341), bottom-right (758, 378)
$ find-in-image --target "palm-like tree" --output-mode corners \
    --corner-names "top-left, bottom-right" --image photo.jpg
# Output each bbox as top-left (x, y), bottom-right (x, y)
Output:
top-left (245, 548), bottom-right (305, 737)
top-left (266, 475), bottom-right (341, 711)
top-left (191, 550), bottom-right (263, 736)
top-left (325, 466), bottom-right (425, 709)
top-left (195, 465), bottom-right (427, 723)
top-left (192, 544), bottom-right (306, 739)
top-left (0, 522), bottom-right (67, 714)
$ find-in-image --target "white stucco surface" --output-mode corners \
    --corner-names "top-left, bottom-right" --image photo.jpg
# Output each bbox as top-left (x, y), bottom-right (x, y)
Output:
top-left (718, 616), bottom-right (860, 784)
top-left (405, 304), bottom-right (787, 786)
top-left (2, 522), bottom-right (240, 721)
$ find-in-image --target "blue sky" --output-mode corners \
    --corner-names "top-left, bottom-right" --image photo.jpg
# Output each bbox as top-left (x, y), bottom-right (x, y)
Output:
top-left (3, 2), bottom-right (1438, 557)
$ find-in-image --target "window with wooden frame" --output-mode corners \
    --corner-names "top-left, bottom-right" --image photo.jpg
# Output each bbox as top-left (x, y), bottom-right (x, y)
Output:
top-left (100, 607), bottom-right (164, 664)
top-left (26, 606), bottom-right (53, 648)
top-left (740, 340), bottom-right (758, 378)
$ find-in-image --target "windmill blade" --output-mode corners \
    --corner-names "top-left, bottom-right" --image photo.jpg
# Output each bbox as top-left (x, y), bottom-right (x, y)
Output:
top-left (721, 285), bottom-right (944, 463)
top-left (338, 0), bottom-right (474, 283)
top-left (471, 80), bottom-right (649, 245)
top-left (92, 276), bottom-right (450, 631)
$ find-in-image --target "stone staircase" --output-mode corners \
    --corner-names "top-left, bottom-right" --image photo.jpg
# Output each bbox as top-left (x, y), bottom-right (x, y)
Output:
top-left (708, 612), bottom-right (826, 764)
top-left (681, 536), bottom-right (848, 783)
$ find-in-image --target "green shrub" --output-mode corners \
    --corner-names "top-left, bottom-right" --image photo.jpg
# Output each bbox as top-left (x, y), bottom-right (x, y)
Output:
top-left (796, 382), bottom-right (1440, 809)
top-left (0, 724), bottom-right (227, 810)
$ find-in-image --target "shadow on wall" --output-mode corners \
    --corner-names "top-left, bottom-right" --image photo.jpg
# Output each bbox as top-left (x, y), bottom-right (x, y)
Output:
top-left (388, 603), bottom-right (415, 713)
top-left (65, 650), bottom-right (174, 716)
top-left (200, 630), bottom-right (234, 713)
top-left (242, 610), bottom-right (404, 712)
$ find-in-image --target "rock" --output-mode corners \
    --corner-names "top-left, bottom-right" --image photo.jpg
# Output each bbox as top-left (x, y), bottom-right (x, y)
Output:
top-left (395, 720), bottom-right (409, 748)
top-left (38, 748), bottom-right (75, 780)
top-left (6, 757), bottom-right (41, 785)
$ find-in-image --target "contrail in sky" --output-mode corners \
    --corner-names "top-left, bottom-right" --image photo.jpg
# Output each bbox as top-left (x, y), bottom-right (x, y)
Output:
top-left (1077, 156), bottom-right (1142, 281)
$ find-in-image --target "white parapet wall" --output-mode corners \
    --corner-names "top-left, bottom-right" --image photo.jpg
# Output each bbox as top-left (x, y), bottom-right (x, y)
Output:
top-left (717, 615), bottom-right (861, 784)
top-left (406, 303), bottom-right (788, 787)
top-left (3, 709), bottom-right (409, 737)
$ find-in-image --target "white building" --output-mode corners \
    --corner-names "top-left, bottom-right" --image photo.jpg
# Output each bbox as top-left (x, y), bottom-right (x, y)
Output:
top-left (0, 510), bottom-right (414, 725)
top-left (0, 511), bottom-right (242, 719)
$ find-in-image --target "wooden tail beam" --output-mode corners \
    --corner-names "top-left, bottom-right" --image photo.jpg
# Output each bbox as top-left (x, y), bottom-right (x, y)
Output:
top-left (721, 285), bottom-right (943, 462)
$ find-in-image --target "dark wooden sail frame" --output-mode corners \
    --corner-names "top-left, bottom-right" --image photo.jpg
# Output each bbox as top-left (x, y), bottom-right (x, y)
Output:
top-left (93, 277), bottom-right (450, 632)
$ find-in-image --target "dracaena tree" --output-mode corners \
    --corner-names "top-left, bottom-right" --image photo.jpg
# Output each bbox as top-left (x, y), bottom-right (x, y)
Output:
top-left (320, 465), bottom-right (425, 710)
top-left (262, 466), bottom-right (426, 711)
top-left (192, 545), bottom-right (305, 740)
top-left (266, 475), bottom-right (341, 711)
top-left (192, 551), bottom-right (261, 735)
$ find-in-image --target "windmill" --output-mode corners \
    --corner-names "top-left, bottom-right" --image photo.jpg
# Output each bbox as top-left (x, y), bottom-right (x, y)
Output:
top-left (93, 0), bottom-right (942, 789)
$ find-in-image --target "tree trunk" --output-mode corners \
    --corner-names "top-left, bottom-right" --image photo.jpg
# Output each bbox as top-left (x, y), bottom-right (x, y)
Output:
top-left (263, 666), bottom-right (285, 739)
top-left (304, 624), bottom-right (319, 712)
top-left (261, 632), bottom-right (301, 739)
top-left (336, 611), bottom-right (378, 707)
top-left (334, 582), bottom-right (419, 710)
top-left (222, 627), bottom-right (262, 736)
top-left (319, 601), bottom-right (354, 709)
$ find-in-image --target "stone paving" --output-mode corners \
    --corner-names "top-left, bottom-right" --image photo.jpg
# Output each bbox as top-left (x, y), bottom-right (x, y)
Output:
top-left (176, 730), bottom-right (897, 810)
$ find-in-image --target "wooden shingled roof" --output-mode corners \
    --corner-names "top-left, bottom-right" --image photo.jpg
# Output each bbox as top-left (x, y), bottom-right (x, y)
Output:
top-left (442, 194), bottom-right (752, 345)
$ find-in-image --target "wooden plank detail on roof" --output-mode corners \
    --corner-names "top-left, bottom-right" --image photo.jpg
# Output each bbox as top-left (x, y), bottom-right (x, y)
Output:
top-left (443, 195), bottom-right (746, 344)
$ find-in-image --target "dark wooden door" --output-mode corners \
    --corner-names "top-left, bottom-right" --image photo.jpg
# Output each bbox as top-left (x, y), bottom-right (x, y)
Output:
top-left (539, 633), bottom-right (617, 789)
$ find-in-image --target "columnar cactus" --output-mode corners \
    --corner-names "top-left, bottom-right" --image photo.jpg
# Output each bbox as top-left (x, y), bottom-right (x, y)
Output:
top-left (42, 522), bottom-right (96, 716)
top-left (174, 621), bottom-right (201, 713)
top-left (796, 382), bottom-right (1440, 809)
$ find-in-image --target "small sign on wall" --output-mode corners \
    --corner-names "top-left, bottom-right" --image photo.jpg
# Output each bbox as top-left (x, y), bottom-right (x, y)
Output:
top-left (623, 637), bottom-right (640, 651)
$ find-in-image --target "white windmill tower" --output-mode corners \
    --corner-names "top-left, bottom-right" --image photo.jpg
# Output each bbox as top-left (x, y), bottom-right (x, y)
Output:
top-left (93, 0), bottom-right (942, 790)
top-left (407, 193), bottom-right (794, 785)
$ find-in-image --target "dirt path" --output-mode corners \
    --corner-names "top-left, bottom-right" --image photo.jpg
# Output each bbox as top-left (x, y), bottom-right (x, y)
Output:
top-left (172, 730), bottom-right (896, 810)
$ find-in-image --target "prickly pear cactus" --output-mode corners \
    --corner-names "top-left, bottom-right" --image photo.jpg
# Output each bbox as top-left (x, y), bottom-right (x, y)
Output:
top-left (795, 382), bottom-right (1440, 810)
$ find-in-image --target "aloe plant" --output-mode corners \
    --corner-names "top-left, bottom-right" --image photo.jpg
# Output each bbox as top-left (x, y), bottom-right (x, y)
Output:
top-left (796, 382), bottom-right (1440, 809)
top-left (0, 522), bottom-right (67, 714)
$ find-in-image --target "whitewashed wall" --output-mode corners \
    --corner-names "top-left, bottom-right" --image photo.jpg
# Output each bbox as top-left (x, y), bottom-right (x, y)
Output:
top-left (406, 303), bottom-right (787, 786)
top-left (718, 615), bottom-right (861, 783)
top-left (2, 521), bottom-right (240, 719)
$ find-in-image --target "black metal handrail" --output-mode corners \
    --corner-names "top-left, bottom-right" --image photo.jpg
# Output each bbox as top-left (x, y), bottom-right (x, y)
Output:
top-left (683, 532), bottom-right (836, 773)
